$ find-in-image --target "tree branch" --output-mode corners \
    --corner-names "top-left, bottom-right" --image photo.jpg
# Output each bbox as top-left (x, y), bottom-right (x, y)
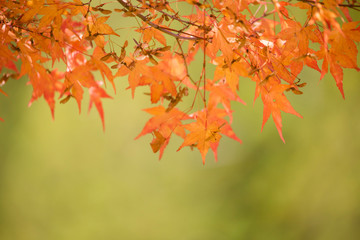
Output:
top-left (116, 0), bottom-right (207, 41)
top-left (297, 0), bottom-right (360, 8)
top-left (134, 0), bottom-right (203, 28)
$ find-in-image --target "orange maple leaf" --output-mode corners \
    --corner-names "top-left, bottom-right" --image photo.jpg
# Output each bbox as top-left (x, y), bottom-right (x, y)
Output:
top-left (178, 108), bottom-right (241, 163)
top-left (261, 84), bottom-right (302, 143)
top-left (207, 79), bottom-right (246, 122)
top-left (28, 64), bottom-right (64, 119)
top-left (178, 116), bottom-right (222, 163)
top-left (136, 106), bottom-right (189, 159)
top-left (88, 83), bottom-right (112, 131)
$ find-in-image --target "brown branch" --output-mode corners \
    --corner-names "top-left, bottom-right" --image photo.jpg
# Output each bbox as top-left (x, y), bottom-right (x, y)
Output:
top-left (296, 0), bottom-right (360, 8)
top-left (116, 0), bottom-right (207, 41)
top-left (134, 0), bottom-right (203, 28)
top-left (202, 7), bottom-right (207, 109)
top-left (84, 0), bottom-right (93, 18)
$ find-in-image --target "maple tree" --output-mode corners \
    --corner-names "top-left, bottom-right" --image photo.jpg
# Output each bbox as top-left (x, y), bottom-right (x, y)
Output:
top-left (0, 0), bottom-right (359, 163)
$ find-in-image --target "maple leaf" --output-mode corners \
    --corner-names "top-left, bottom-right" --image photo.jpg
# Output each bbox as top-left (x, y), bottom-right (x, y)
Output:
top-left (65, 65), bottom-right (95, 113)
top-left (0, 57), bottom-right (18, 74)
top-left (150, 130), bottom-right (168, 154)
top-left (178, 115), bottom-right (222, 163)
top-left (303, 51), bottom-right (321, 73)
top-left (342, 21), bottom-right (360, 42)
top-left (138, 21), bottom-right (167, 46)
top-left (210, 24), bottom-right (235, 64)
top-left (91, 47), bottom-right (116, 92)
top-left (88, 83), bottom-right (112, 131)
top-left (28, 64), bottom-right (64, 119)
top-left (136, 106), bottom-right (189, 159)
top-left (116, 57), bottom-right (151, 98)
top-left (206, 107), bottom-right (242, 145)
top-left (207, 79), bottom-right (246, 122)
top-left (38, 5), bottom-right (60, 29)
top-left (260, 84), bottom-right (302, 143)
top-left (330, 23), bottom-right (360, 71)
top-left (316, 23), bottom-right (360, 99)
top-left (178, 108), bottom-right (241, 163)
top-left (90, 16), bottom-right (119, 37)
top-left (213, 56), bottom-right (248, 93)
top-left (149, 67), bottom-right (177, 98)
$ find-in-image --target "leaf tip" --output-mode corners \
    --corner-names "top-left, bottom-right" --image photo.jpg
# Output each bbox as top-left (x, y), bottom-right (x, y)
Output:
top-left (340, 88), bottom-right (345, 99)
top-left (102, 121), bottom-right (106, 132)
top-left (51, 110), bottom-right (55, 121)
top-left (0, 88), bottom-right (8, 96)
top-left (279, 131), bottom-right (285, 143)
top-left (336, 82), bottom-right (345, 99)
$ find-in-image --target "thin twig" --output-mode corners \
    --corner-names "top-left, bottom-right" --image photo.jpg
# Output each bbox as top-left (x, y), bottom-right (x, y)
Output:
top-left (134, 0), bottom-right (203, 28)
top-left (297, 0), bottom-right (360, 8)
top-left (116, 0), bottom-right (207, 41)
top-left (175, 38), bottom-right (197, 86)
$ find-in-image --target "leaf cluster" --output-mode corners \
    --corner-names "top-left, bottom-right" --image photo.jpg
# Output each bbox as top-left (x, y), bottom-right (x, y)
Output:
top-left (0, 0), bottom-right (359, 163)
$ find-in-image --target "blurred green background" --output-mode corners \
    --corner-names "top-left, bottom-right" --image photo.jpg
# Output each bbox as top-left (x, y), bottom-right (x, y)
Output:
top-left (1, 3), bottom-right (360, 240)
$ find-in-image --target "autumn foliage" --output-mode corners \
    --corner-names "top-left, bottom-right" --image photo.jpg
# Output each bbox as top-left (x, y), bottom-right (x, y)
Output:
top-left (0, 0), bottom-right (359, 163)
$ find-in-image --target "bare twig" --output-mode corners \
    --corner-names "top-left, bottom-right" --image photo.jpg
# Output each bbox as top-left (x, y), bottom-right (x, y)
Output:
top-left (117, 0), bottom-right (207, 41)
top-left (296, 0), bottom-right (360, 8)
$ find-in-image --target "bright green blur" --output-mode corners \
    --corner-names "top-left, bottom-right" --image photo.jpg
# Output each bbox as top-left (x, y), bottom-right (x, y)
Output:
top-left (1, 3), bottom-right (360, 239)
